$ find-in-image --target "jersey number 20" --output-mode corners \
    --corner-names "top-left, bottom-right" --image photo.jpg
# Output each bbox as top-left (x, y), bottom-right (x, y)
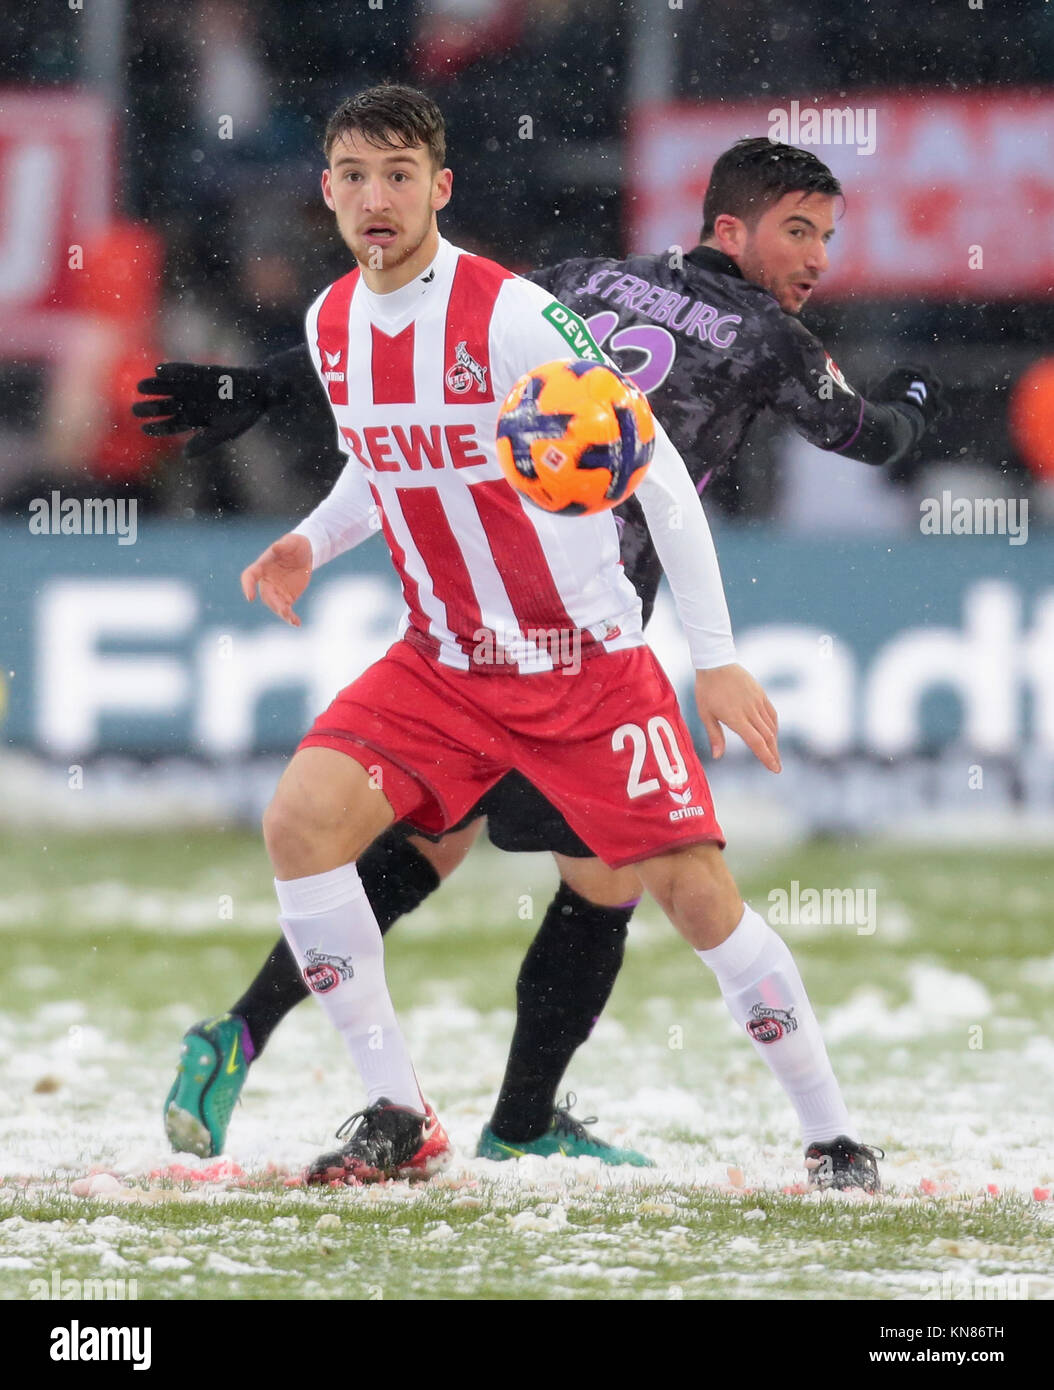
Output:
top-left (612, 717), bottom-right (689, 798)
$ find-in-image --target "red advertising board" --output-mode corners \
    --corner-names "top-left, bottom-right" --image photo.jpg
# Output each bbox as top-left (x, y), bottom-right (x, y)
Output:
top-left (0, 88), bottom-right (113, 358)
top-left (628, 92), bottom-right (1054, 298)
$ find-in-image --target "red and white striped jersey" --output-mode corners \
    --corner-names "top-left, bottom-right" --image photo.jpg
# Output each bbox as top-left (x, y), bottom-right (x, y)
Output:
top-left (295, 237), bottom-right (736, 674)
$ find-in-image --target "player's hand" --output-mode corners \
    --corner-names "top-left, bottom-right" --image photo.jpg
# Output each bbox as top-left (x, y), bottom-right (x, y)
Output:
top-left (241, 532), bottom-right (313, 628)
top-left (870, 364), bottom-right (946, 431)
top-left (133, 362), bottom-right (273, 457)
top-left (694, 664), bottom-right (780, 774)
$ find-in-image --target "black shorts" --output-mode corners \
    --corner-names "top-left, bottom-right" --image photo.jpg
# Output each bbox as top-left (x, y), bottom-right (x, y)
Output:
top-left (410, 771), bottom-right (594, 858)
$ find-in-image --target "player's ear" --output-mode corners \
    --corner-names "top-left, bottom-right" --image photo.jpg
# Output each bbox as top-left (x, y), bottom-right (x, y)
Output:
top-left (321, 169), bottom-right (336, 212)
top-left (432, 167), bottom-right (453, 213)
top-left (712, 213), bottom-right (747, 259)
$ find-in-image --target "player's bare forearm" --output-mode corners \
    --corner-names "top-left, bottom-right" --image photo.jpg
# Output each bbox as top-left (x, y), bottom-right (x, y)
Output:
top-left (241, 532), bottom-right (314, 629)
top-left (695, 665), bottom-right (780, 774)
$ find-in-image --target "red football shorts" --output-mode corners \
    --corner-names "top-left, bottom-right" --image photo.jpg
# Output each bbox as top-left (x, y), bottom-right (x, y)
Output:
top-left (299, 639), bottom-right (724, 869)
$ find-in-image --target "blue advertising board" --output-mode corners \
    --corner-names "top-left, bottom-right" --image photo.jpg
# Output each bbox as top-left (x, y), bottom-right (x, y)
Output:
top-left (2, 520), bottom-right (1049, 772)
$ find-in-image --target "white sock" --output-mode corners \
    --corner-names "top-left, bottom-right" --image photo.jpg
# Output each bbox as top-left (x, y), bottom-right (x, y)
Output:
top-left (696, 904), bottom-right (854, 1147)
top-left (274, 863), bottom-right (423, 1111)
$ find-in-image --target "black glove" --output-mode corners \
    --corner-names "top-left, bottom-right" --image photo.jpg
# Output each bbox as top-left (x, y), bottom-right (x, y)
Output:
top-left (133, 362), bottom-right (274, 457)
top-left (870, 364), bottom-right (946, 432)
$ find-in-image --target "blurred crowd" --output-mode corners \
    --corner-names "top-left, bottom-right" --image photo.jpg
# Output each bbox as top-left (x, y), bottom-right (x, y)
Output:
top-left (3, 0), bottom-right (1054, 523)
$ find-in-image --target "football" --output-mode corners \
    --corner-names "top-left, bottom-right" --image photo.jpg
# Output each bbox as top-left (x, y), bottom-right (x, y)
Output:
top-left (495, 358), bottom-right (655, 515)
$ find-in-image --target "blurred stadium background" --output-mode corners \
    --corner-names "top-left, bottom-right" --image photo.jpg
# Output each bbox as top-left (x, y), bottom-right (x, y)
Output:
top-left (1, 0), bottom-right (1053, 1303)
top-left (2, 0), bottom-right (1053, 837)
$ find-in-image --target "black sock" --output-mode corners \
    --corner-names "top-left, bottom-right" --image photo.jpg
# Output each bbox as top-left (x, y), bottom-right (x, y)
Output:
top-left (489, 882), bottom-right (633, 1142)
top-left (231, 830), bottom-right (441, 1056)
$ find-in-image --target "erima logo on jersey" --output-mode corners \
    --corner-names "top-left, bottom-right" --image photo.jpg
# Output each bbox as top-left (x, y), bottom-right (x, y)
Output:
top-left (323, 348), bottom-right (345, 383)
top-left (905, 380), bottom-right (927, 407)
top-left (446, 340), bottom-right (488, 394)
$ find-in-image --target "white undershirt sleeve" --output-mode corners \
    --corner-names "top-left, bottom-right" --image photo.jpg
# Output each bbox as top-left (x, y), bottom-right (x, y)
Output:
top-left (292, 457), bottom-right (379, 569)
top-left (293, 289), bottom-right (381, 570)
top-left (634, 418), bottom-right (737, 670)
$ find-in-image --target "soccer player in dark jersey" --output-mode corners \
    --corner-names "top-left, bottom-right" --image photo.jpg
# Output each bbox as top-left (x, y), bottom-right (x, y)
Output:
top-left (139, 137), bottom-right (940, 1183)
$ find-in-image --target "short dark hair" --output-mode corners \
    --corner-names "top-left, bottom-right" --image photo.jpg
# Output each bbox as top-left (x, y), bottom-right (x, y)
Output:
top-left (700, 138), bottom-right (842, 240)
top-left (324, 84), bottom-right (446, 169)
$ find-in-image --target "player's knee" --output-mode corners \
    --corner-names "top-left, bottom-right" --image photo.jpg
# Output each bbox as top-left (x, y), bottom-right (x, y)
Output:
top-left (645, 843), bottom-right (737, 921)
top-left (262, 790), bottom-right (325, 866)
top-left (262, 794), bottom-right (295, 863)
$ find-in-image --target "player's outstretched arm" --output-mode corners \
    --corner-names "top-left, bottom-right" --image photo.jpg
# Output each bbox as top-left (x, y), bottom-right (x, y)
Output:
top-left (633, 421), bottom-right (781, 774)
top-left (242, 455), bottom-right (382, 625)
top-left (133, 346), bottom-right (320, 456)
top-left (695, 665), bottom-right (781, 774)
top-left (634, 419), bottom-right (739, 669)
top-left (242, 533), bottom-right (313, 628)
top-left (832, 361), bottom-right (945, 466)
top-left (767, 316), bottom-right (945, 467)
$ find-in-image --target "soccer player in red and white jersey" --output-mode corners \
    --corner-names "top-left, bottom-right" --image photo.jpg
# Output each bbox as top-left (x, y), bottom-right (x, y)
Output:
top-left (245, 86), bottom-right (877, 1192)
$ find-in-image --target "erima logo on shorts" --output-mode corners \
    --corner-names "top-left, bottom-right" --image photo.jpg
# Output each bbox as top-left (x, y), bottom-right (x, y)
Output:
top-left (746, 1004), bottom-right (798, 1044)
top-left (669, 804), bottom-right (705, 822)
top-left (303, 947), bottom-right (354, 994)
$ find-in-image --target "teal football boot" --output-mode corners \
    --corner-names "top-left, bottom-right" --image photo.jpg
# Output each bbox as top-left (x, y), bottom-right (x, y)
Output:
top-left (478, 1094), bottom-right (655, 1167)
top-left (163, 1014), bottom-right (251, 1157)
